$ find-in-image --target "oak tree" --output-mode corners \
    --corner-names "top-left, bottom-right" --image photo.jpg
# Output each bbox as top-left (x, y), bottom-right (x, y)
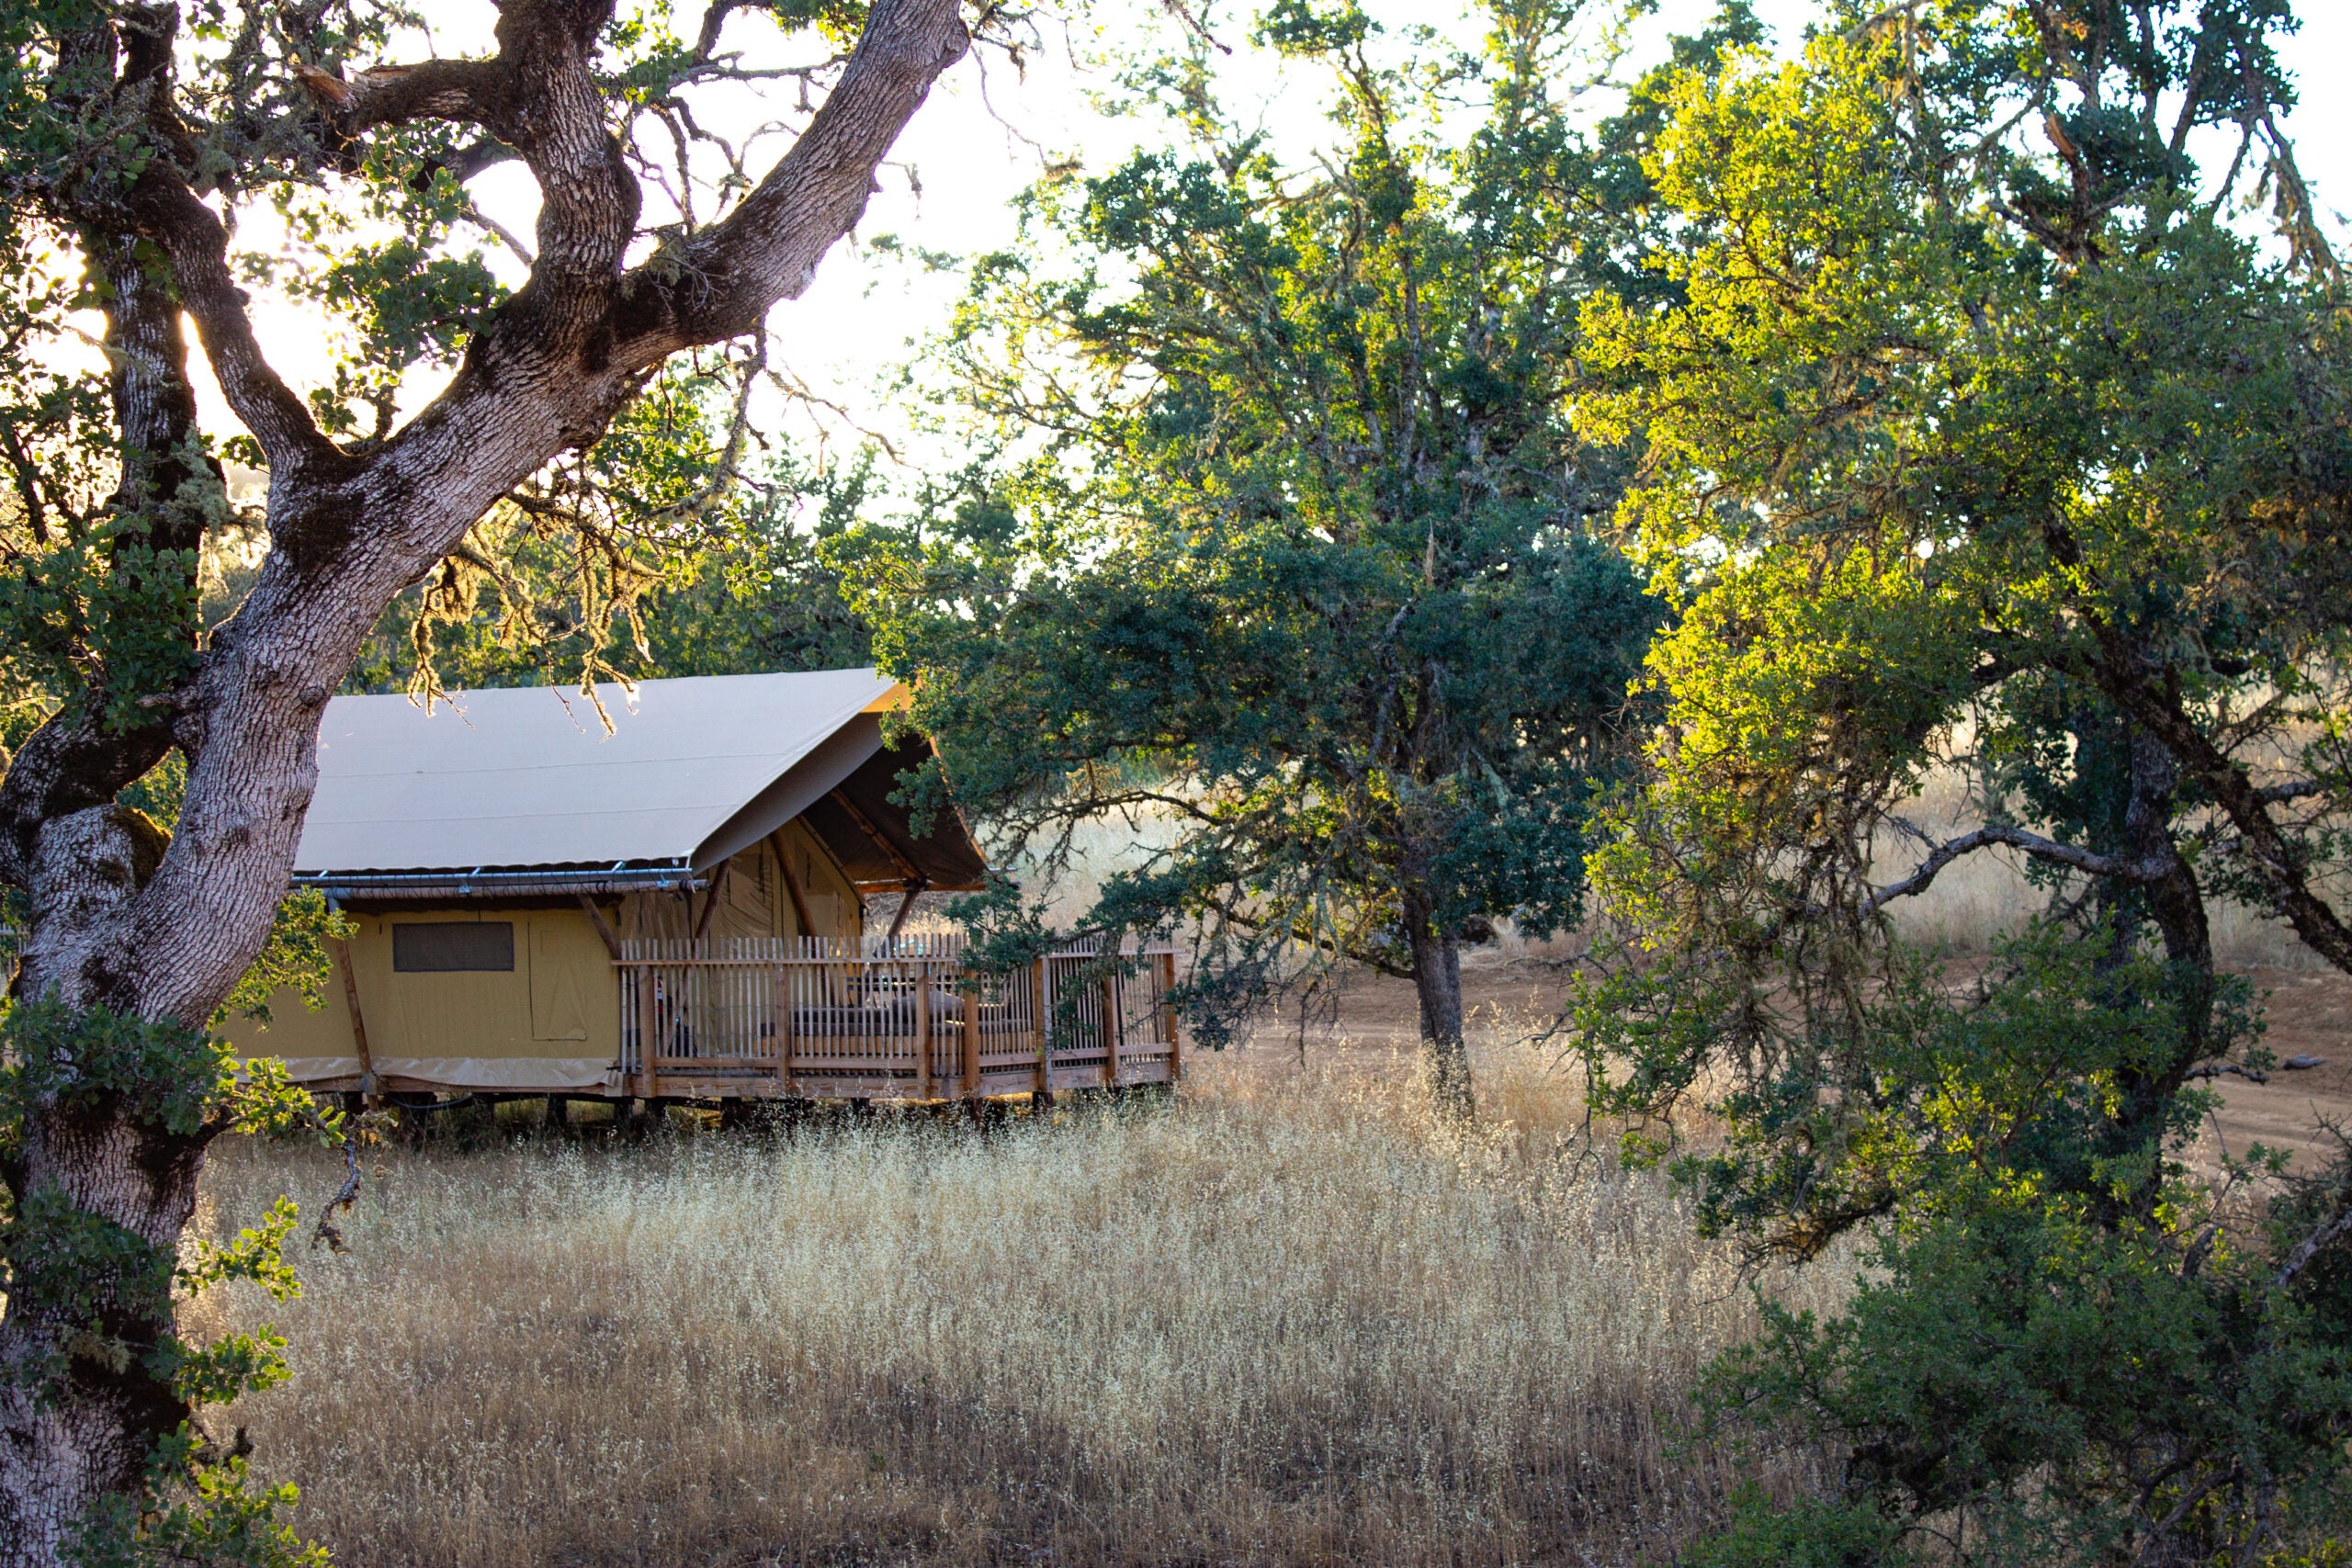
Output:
top-left (840, 0), bottom-right (1665, 1115)
top-left (0, 0), bottom-right (967, 1556)
top-left (1573, 1), bottom-right (2352, 1558)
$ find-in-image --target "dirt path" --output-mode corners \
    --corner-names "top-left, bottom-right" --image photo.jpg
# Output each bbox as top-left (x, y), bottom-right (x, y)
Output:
top-left (1218, 954), bottom-right (2352, 1168)
top-left (2201, 967), bottom-right (2352, 1168)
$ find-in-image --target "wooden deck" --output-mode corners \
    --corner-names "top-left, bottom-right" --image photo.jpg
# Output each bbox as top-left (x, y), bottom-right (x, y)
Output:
top-left (615, 934), bottom-right (1182, 1101)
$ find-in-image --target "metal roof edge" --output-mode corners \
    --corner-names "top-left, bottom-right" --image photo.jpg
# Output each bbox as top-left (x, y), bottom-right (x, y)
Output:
top-left (292, 863), bottom-right (701, 900)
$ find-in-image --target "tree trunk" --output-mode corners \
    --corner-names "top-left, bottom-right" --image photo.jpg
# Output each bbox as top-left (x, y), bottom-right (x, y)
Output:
top-left (1403, 890), bottom-right (1474, 1122)
top-left (0, 1101), bottom-right (209, 1561)
top-left (2112, 719), bottom-right (2216, 1190)
top-left (0, 198), bottom-right (220, 1562)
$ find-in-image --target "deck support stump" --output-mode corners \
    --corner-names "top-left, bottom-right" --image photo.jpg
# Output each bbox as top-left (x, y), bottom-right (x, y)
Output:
top-left (1102, 972), bottom-right (1121, 1090)
top-left (1159, 951), bottom-right (1182, 1085)
top-left (546, 1094), bottom-right (571, 1134)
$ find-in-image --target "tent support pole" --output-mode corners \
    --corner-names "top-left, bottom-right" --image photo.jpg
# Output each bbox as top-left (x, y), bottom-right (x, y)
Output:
top-left (886, 879), bottom-right (927, 942)
top-left (577, 895), bottom-right (623, 959)
top-left (692, 860), bottom-right (730, 942)
top-left (828, 786), bottom-right (927, 886)
top-left (771, 832), bottom-right (818, 939)
top-left (332, 936), bottom-right (378, 1102)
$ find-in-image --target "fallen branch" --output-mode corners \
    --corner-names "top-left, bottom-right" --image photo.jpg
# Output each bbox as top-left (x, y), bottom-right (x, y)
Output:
top-left (311, 1127), bottom-right (362, 1254)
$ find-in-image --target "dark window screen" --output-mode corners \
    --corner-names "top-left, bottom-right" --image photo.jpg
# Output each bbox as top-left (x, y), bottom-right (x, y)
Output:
top-left (392, 922), bottom-right (514, 973)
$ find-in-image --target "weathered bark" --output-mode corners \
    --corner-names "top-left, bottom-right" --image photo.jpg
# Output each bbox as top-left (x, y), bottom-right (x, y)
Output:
top-left (1402, 889), bottom-right (1474, 1122)
top-left (2092, 637), bottom-right (2352, 976)
top-left (0, 0), bottom-right (969, 1556)
top-left (2104, 719), bottom-right (2216, 1217)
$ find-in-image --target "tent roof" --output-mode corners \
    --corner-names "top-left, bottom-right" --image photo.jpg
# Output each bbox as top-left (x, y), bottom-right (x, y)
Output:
top-left (294, 669), bottom-right (978, 883)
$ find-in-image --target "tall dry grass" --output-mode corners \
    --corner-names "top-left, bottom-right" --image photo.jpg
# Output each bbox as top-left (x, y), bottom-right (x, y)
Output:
top-left (189, 1044), bottom-right (1845, 1567)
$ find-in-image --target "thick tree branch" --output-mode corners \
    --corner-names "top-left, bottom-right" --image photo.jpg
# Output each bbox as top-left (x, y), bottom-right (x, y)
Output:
top-left (1865, 822), bottom-right (2177, 915)
top-left (44, 6), bottom-right (334, 478)
top-left (0, 232), bottom-right (198, 906)
top-left (1221, 908), bottom-right (1414, 979)
top-left (695, 0), bottom-right (755, 60)
top-left (609, 0), bottom-right (970, 355)
top-left (415, 136), bottom-right (521, 191)
top-left (2087, 639), bottom-right (2352, 976)
top-left (2276, 1201), bottom-right (2352, 1289)
top-left (290, 57), bottom-right (511, 134)
top-left (288, 0), bottom-right (965, 579)
top-left (132, 178), bottom-right (341, 477)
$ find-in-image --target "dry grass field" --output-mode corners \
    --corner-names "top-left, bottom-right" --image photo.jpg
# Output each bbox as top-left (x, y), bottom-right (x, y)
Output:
top-left (1275, 953), bottom-right (2352, 1173)
top-left (189, 933), bottom-right (2352, 1567)
top-left (190, 1034), bottom-right (1847, 1568)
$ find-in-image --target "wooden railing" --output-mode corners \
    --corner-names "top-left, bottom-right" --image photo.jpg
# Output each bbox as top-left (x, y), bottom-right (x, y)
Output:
top-left (615, 934), bottom-right (1181, 1100)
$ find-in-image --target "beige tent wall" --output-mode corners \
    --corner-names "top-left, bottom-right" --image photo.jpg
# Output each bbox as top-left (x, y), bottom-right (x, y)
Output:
top-left (232, 906), bottom-right (623, 1092)
top-left (773, 818), bottom-right (865, 942)
top-left (617, 824), bottom-right (863, 945)
top-left (236, 819), bottom-right (868, 1093)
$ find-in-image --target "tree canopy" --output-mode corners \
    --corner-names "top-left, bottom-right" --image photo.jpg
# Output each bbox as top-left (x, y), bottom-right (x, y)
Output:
top-left (837, 0), bottom-right (1683, 1112)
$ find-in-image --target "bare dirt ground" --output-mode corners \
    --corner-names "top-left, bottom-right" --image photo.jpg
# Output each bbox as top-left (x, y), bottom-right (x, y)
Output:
top-left (2201, 967), bottom-right (2352, 1168)
top-left (1216, 953), bottom-right (2352, 1169)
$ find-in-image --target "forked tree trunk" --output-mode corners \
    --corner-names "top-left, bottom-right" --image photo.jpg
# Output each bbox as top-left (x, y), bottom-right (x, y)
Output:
top-left (1402, 889), bottom-right (1474, 1122)
top-left (0, 0), bottom-right (969, 1557)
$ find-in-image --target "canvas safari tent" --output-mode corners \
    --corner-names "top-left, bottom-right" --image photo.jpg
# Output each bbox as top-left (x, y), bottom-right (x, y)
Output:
top-left (231, 667), bottom-right (1182, 1103)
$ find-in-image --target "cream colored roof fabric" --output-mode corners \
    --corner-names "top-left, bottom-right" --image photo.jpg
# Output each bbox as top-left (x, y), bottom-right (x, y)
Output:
top-left (295, 669), bottom-right (897, 874)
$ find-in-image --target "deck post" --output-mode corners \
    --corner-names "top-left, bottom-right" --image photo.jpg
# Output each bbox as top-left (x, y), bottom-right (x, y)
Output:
top-left (915, 957), bottom-right (933, 1099)
top-left (961, 963), bottom-right (981, 1098)
top-left (1101, 968), bottom-right (1120, 1090)
top-left (634, 962), bottom-right (659, 1101)
top-left (1160, 950), bottom-right (1182, 1083)
top-left (1034, 956), bottom-right (1051, 1097)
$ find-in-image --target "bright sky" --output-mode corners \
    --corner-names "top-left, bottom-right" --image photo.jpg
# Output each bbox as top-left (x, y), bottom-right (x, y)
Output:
top-left (750, 0), bottom-right (2352, 475)
top-left (178, 0), bottom-right (2352, 487)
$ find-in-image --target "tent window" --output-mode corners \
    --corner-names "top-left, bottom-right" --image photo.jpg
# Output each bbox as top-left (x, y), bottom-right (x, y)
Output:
top-left (392, 922), bottom-right (514, 973)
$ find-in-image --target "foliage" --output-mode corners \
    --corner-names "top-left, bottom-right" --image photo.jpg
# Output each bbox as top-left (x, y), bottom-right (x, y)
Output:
top-left (345, 373), bottom-right (878, 698)
top-left (836, 0), bottom-right (1685, 1102)
top-left (1679, 1486), bottom-right (1910, 1568)
top-left (70, 1449), bottom-right (327, 1568)
top-left (215, 891), bottom-right (353, 1031)
top-left (1567, 2), bottom-right (2352, 1561)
